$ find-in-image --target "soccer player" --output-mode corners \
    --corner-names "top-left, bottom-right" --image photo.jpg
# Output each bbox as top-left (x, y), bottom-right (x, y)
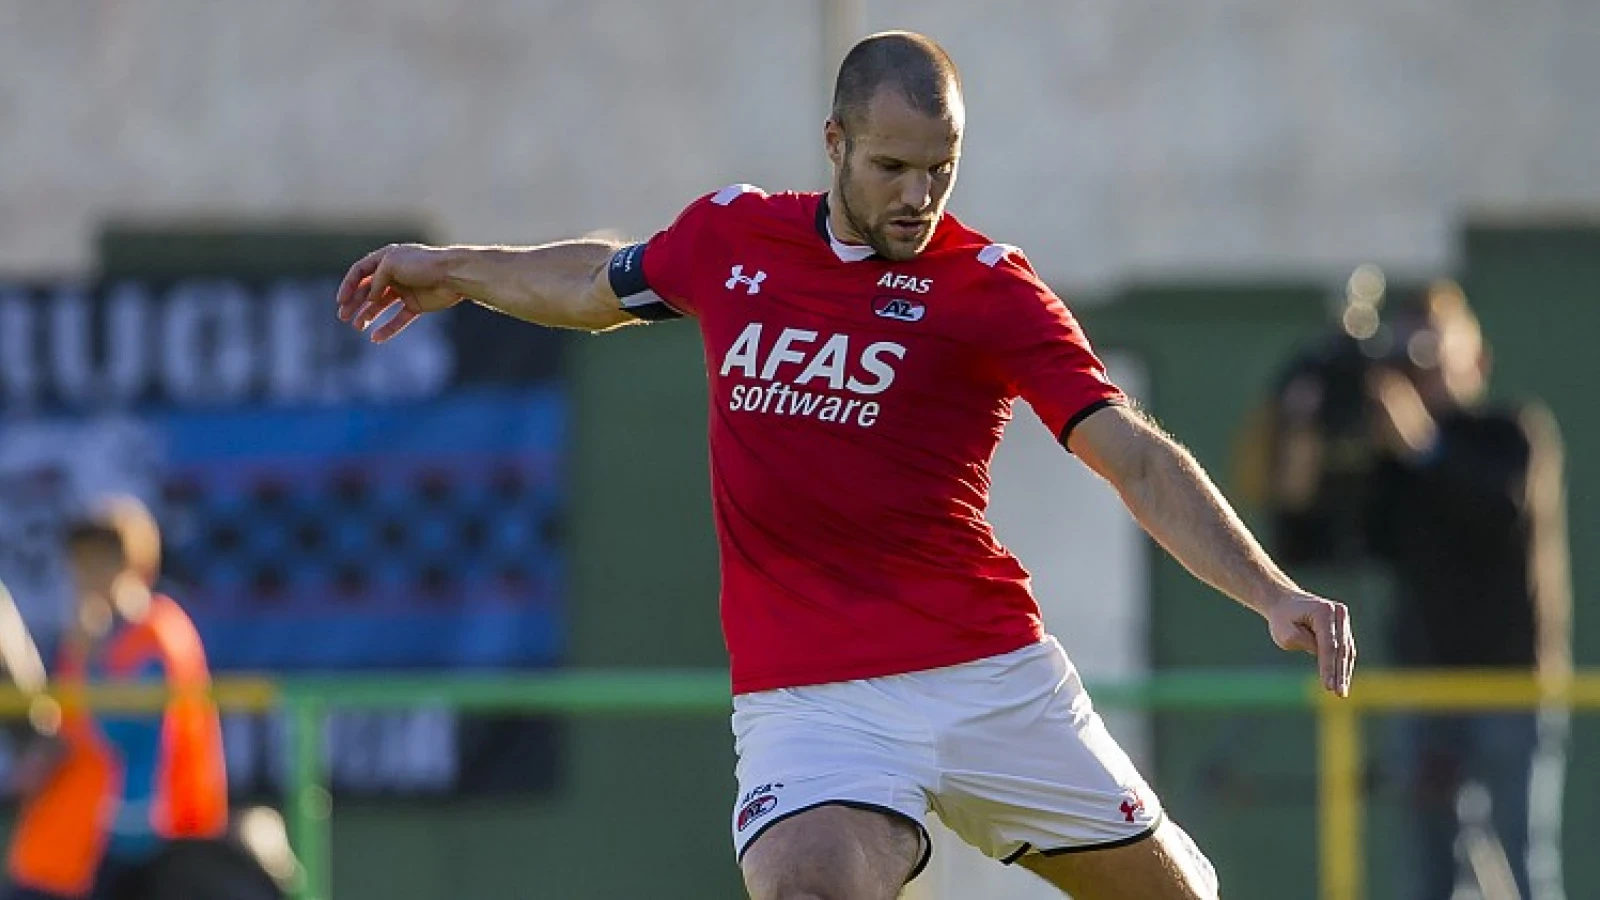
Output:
top-left (336, 31), bottom-right (1354, 900)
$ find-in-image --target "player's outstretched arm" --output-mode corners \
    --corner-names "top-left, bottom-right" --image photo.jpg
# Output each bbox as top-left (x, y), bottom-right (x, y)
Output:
top-left (335, 240), bottom-right (634, 342)
top-left (1067, 404), bottom-right (1355, 696)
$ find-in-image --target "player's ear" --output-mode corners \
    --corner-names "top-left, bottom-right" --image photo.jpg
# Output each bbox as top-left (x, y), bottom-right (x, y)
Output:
top-left (824, 118), bottom-right (846, 167)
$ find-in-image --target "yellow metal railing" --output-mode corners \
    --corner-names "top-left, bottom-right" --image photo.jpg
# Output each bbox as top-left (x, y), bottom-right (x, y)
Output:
top-left (4, 669), bottom-right (1598, 900)
top-left (1315, 671), bottom-right (1600, 900)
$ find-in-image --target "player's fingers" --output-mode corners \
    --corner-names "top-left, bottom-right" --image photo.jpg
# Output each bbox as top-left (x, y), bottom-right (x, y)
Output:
top-left (337, 247), bottom-right (389, 312)
top-left (347, 281), bottom-right (403, 325)
top-left (353, 289), bottom-right (405, 332)
top-left (370, 306), bottom-right (421, 343)
top-left (1334, 604), bottom-right (1356, 697)
top-left (338, 276), bottom-right (374, 323)
top-left (342, 276), bottom-right (389, 326)
top-left (1314, 607), bottom-right (1338, 693)
top-left (356, 258), bottom-right (396, 321)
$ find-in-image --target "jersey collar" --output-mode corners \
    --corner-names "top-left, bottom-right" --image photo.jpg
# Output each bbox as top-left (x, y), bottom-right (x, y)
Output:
top-left (816, 194), bottom-right (878, 263)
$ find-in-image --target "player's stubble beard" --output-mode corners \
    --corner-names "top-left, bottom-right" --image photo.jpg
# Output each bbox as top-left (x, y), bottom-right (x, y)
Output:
top-left (836, 140), bottom-right (940, 262)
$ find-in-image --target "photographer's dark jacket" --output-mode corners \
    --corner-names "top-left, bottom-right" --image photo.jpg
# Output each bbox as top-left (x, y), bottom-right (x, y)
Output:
top-left (1367, 403), bottom-right (1567, 668)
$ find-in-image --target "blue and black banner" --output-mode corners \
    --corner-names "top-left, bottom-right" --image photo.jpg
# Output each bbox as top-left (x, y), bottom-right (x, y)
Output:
top-left (0, 273), bottom-right (567, 796)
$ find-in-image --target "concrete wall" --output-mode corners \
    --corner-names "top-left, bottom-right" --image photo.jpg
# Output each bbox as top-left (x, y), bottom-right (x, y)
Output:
top-left (0, 0), bottom-right (826, 270)
top-left (4, 0), bottom-right (1598, 288)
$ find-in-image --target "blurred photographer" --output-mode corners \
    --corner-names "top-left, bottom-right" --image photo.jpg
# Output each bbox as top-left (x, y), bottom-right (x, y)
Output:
top-left (1265, 275), bottom-right (1570, 900)
top-left (1265, 265), bottom-right (1393, 568)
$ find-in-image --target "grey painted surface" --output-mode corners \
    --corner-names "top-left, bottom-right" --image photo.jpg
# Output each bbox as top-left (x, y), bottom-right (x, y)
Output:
top-left (4, 1), bottom-right (1597, 288)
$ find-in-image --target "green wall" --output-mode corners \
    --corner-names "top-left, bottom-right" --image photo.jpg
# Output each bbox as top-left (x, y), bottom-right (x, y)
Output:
top-left (1462, 223), bottom-right (1600, 900)
top-left (1077, 285), bottom-right (1335, 900)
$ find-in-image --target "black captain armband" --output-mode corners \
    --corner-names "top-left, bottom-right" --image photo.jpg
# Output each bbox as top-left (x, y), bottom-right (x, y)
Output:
top-left (608, 243), bottom-right (682, 321)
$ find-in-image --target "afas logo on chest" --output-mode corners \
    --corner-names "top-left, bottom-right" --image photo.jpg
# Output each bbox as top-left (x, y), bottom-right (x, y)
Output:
top-left (877, 273), bottom-right (932, 293)
top-left (721, 323), bottom-right (904, 394)
top-left (719, 323), bottom-right (907, 429)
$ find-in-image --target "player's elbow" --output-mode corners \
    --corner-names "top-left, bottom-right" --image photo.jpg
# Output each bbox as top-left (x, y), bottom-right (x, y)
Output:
top-left (1072, 405), bottom-right (1163, 487)
top-left (566, 261), bottom-right (640, 333)
top-left (557, 279), bottom-right (633, 332)
top-left (1100, 416), bottom-right (1173, 492)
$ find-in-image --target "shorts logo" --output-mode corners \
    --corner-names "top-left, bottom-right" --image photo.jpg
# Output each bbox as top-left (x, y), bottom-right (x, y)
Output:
top-left (872, 296), bottom-right (925, 322)
top-left (737, 782), bottom-right (784, 832)
top-left (1119, 793), bottom-right (1146, 823)
top-left (737, 795), bottom-right (779, 831)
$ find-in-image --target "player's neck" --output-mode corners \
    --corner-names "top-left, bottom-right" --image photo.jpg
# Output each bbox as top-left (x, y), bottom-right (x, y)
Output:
top-left (821, 199), bottom-right (879, 264)
top-left (824, 196), bottom-right (869, 248)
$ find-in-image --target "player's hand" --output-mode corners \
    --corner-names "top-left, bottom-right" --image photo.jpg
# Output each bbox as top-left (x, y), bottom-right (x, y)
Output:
top-left (1265, 592), bottom-right (1355, 697)
top-left (336, 243), bottom-right (465, 343)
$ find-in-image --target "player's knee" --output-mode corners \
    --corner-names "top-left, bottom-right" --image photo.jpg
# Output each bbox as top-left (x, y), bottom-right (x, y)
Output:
top-left (1194, 862), bottom-right (1221, 900)
top-left (745, 862), bottom-right (895, 900)
top-left (1168, 821), bottom-right (1220, 899)
top-left (745, 875), bottom-right (864, 900)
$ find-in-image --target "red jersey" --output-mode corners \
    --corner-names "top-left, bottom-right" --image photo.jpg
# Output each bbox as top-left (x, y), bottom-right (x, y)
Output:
top-left (608, 186), bottom-right (1124, 694)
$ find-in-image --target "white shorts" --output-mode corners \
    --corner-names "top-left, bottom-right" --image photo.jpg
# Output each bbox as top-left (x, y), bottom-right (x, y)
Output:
top-left (730, 636), bottom-right (1163, 878)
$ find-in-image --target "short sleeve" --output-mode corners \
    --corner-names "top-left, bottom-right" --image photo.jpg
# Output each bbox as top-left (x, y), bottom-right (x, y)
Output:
top-left (607, 192), bottom-right (720, 321)
top-left (986, 253), bottom-right (1124, 444)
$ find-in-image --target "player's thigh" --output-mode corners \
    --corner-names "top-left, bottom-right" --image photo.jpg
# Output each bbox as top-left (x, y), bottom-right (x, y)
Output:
top-left (740, 802), bottom-right (923, 900)
top-left (1018, 819), bottom-right (1219, 900)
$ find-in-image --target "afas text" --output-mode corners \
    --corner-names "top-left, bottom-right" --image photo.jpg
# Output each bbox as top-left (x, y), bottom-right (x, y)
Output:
top-left (719, 323), bottom-right (906, 428)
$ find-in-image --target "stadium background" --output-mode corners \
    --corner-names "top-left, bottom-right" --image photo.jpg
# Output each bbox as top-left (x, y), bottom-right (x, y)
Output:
top-left (1, 2), bottom-right (1597, 898)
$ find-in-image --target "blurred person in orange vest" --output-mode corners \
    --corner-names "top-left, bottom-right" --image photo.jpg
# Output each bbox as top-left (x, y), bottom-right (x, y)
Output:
top-left (4, 496), bottom-right (228, 900)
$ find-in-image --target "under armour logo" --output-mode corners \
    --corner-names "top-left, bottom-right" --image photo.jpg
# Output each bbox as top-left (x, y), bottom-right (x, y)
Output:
top-left (726, 265), bottom-right (767, 295)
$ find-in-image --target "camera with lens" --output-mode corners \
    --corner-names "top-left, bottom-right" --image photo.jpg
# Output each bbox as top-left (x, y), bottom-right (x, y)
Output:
top-left (1265, 265), bottom-right (1419, 565)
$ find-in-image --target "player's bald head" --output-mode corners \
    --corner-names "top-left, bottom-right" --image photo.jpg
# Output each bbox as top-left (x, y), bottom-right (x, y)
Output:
top-left (824, 32), bottom-right (965, 261)
top-left (831, 32), bottom-right (964, 136)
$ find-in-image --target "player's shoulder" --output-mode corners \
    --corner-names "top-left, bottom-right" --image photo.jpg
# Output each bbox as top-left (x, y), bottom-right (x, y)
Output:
top-left (929, 211), bottom-right (1048, 294)
top-left (705, 182), bottom-right (770, 208)
top-left (930, 212), bottom-right (1029, 273)
top-left (678, 183), bottom-right (815, 228)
